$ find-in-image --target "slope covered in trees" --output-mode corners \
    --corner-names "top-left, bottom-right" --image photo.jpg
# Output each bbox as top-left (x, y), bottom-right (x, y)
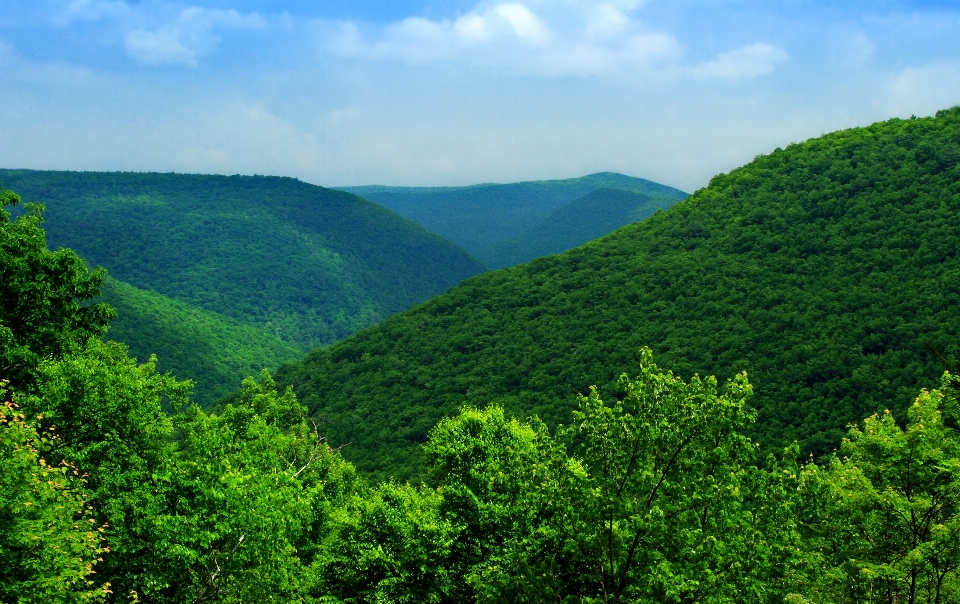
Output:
top-left (3, 134), bottom-right (960, 602)
top-left (0, 171), bottom-right (486, 401)
top-left (100, 277), bottom-right (302, 405)
top-left (279, 108), bottom-right (960, 481)
top-left (478, 187), bottom-right (680, 268)
top-left (0, 171), bottom-right (485, 352)
top-left (339, 172), bottom-right (687, 255)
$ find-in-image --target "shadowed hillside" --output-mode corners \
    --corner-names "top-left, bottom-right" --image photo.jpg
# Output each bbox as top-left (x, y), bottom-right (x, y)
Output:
top-left (339, 172), bottom-right (686, 254)
top-left (477, 187), bottom-right (681, 268)
top-left (0, 170), bottom-right (486, 402)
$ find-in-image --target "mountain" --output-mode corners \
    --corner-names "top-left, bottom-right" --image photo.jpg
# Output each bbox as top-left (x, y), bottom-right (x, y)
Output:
top-left (337, 173), bottom-right (687, 255)
top-left (100, 278), bottom-right (302, 405)
top-left (477, 187), bottom-right (680, 268)
top-left (277, 108), bottom-right (960, 482)
top-left (0, 170), bottom-right (486, 401)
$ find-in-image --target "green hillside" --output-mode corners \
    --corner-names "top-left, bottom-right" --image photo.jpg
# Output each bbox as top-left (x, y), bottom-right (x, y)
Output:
top-left (100, 277), bottom-right (302, 405)
top-left (0, 171), bottom-right (485, 353)
top-left (477, 187), bottom-right (681, 268)
top-left (279, 108), bottom-right (960, 482)
top-left (338, 172), bottom-right (687, 254)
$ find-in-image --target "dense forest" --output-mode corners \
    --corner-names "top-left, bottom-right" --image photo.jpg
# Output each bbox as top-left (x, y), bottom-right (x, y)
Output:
top-left (0, 171), bottom-right (485, 403)
top-left (100, 277), bottom-right (302, 404)
top-left (339, 172), bottom-right (687, 261)
top-left (2, 109), bottom-right (960, 603)
top-left (277, 108), bottom-right (960, 482)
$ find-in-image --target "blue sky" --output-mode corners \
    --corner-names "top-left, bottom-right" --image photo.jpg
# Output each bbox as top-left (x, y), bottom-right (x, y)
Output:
top-left (1, 1), bottom-right (958, 191)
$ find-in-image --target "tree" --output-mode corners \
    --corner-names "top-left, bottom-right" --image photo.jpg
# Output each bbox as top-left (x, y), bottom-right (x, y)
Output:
top-left (0, 190), bottom-right (114, 393)
top-left (313, 481), bottom-right (454, 603)
top-left (805, 376), bottom-right (960, 603)
top-left (0, 387), bottom-right (106, 603)
top-left (538, 348), bottom-right (802, 603)
top-left (16, 338), bottom-right (188, 601)
top-left (425, 349), bottom-right (806, 603)
top-left (140, 371), bottom-right (357, 603)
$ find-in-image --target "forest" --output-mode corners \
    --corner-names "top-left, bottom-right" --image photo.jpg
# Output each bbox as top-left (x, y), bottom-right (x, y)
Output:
top-left (0, 171), bottom-right (485, 404)
top-left (277, 107), bottom-right (960, 482)
top-left (1, 108), bottom-right (959, 603)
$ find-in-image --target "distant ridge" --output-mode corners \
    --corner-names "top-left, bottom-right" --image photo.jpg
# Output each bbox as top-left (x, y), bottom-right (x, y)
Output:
top-left (477, 187), bottom-right (682, 268)
top-left (338, 172), bottom-right (687, 255)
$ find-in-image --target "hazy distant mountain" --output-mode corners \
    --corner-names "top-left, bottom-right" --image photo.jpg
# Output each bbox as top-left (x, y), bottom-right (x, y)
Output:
top-left (476, 187), bottom-right (683, 268)
top-left (338, 172), bottom-right (687, 255)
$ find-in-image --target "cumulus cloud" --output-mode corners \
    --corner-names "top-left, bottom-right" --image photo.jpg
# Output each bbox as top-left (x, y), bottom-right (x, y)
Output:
top-left (321, 1), bottom-right (681, 78)
top-left (692, 43), bottom-right (789, 80)
top-left (125, 7), bottom-right (266, 66)
top-left (320, 2), bottom-right (790, 82)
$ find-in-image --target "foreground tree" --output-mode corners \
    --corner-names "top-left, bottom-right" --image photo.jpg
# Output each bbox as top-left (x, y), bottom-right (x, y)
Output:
top-left (803, 376), bottom-right (960, 603)
top-left (426, 349), bottom-right (806, 603)
top-left (0, 190), bottom-right (114, 393)
top-left (0, 389), bottom-right (106, 603)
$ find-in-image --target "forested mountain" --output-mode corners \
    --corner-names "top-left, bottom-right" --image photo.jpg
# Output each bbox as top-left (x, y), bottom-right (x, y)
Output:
top-left (338, 172), bottom-right (687, 255)
top-left (4, 114), bottom-right (960, 604)
top-left (0, 171), bottom-right (486, 401)
top-left (279, 108), bottom-right (960, 481)
top-left (100, 278), bottom-right (302, 405)
top-left (478, 187), bottom-right (680, 268)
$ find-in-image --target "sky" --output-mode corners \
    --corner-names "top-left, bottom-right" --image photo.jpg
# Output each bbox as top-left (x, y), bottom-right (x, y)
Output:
top-left (1, 1), bottom-right (959, 192)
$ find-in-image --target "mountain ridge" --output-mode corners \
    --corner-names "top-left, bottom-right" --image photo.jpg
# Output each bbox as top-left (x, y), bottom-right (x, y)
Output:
top-left (278, 109), bottom-right (960, 482)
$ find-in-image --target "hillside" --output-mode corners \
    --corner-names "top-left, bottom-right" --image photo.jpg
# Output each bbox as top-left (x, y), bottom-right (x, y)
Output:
top-left (0, 171), bottom-right (486, 403)
top-left (278, 109), bottom-right (960, 482)
top-left (338, 172), bottom-right (687, 254)
top-left (477, 187), bottom-right (680, 268)
top-left (100, 278), bottom-right (302, 405)
top-left (0, 171), bottom-right (485, 342)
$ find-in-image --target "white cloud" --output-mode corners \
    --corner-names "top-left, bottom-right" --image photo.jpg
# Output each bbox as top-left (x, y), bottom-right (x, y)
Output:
top-left (842, 32), bottom-right (875, 67)
top-left (583, 4), bottom-right (630, 38)
top-left (57, 0), bottom-right (128, 24)
top-left (692, 43), bottom-right (789, 81)
top-left (888, 62), bottom-right (960, 117)
top-left (125, 7), bottom-right (266, 66)
top-left (321, 1), bottom-right (681, 78)
top-left (320, 3), bottom-right (791, 82)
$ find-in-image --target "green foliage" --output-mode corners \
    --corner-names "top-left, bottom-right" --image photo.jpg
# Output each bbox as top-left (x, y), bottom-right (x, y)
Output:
top-left (313, 482), bottom-right (454, 603)
top-left (0, 393), bottom-right (106, 604)
top-left (140, 372), bottom-right (357, 603)
top-left (477, 188), bottom-right (683, 268)
top-left (340, 172), bottom-right (686, 255)
top-left (0, 170), bottom-right (485, 401)
top-left (278, 109), bottom-right (960, 481)
top-left (16, 338), bottom-right (188, 600)
top-left (425, 404), bottom-right (564, 601)
top-left (100, 277), bottom-right (302, 406)
top-left (0, 191), bottom-right (114, 393)
top-left (800, 376), bottom-right (960, 603)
